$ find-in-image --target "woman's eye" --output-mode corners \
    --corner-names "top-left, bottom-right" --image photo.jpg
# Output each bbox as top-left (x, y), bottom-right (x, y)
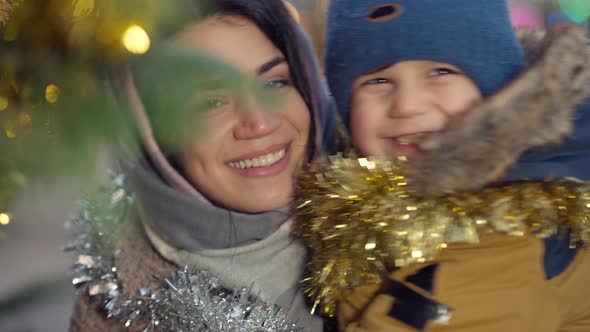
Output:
top-left (206, 98), bottom-right (227, 109)
top-left (264, 79), bottom-right (291, 90)
top-left (194, 96), bottom-right (229, 112)
top-left (430, 68), bottom-right (457, 77)
top-left (363, 78), bottom-right (390, 85)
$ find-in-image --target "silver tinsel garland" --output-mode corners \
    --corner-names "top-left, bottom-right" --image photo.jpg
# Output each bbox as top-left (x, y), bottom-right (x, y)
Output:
top-left (65, 172), bottom-right (301, 332)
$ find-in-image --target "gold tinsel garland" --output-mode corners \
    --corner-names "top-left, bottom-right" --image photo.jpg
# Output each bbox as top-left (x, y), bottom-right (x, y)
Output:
top-left (294, 156), bottom-right (590, 316)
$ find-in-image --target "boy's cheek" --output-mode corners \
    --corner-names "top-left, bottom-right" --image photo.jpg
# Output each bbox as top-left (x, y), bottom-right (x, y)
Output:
top-left (350, 116), bottom-right (386, 158)
top-left (351, 131), bottom-right (375, 157)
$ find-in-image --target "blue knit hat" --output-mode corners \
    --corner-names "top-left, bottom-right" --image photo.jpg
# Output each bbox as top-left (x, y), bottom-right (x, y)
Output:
top-left (325, 0), bottom-right (525, 123)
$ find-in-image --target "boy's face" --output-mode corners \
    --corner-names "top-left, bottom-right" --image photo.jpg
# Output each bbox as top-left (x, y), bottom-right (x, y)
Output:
top-left (350, 60), bottom-right (483, 158)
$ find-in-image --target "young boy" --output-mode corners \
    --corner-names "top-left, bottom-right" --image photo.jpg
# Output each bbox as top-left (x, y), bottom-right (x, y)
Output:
top-left (298, 1), bottom-right (590, 331)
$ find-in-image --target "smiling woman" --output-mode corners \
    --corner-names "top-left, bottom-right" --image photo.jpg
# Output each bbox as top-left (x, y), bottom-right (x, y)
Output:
top-left (68, 0), bottom-right (336, 331)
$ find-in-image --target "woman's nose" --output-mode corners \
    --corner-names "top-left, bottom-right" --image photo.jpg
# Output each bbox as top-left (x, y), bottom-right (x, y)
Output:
top-left (233, 96), bottom-right (281, 139)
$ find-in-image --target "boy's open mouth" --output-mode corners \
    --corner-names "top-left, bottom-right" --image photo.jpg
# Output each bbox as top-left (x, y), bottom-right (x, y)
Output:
top-left (393, 132), bottom-right (432, 145)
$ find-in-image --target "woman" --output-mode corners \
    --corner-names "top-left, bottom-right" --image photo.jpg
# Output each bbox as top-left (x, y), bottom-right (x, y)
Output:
top-left (68, 0), bottom-right (336, 331)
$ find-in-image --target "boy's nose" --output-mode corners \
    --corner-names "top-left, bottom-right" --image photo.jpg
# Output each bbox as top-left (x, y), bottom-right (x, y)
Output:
top-left (389, 85), bottom-right (428, 118)
top-left (233, 96), bottom-right (281, 140)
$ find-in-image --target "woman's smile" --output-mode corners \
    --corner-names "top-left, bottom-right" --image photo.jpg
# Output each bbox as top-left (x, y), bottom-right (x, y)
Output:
top-left (227, 143), bottom-right (291, 176)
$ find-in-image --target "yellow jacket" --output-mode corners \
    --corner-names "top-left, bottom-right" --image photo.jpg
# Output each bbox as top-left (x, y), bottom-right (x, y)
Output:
top-left (339, 233), bottom-right (590, 332)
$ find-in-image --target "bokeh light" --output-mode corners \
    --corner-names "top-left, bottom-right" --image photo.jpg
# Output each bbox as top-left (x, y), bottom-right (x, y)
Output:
top-left (0, 96), bottom-right (8, 111)
top-left (122, 25), bottom-right (151, 55)
top-left (18, 112), bottom-right (32, 126)
top-left (0, 213), bottom-right (11, 225)
top-left (559, 0), bottom-right (590, 23)
top-left (509, 2), bottom-right (545, 29)
top-left (45, 84), bottom-right (60, 103)
top-left (5, 128), bottom-right (16, 138)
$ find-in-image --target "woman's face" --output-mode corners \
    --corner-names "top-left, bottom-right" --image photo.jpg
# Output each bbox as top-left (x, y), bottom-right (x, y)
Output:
top-left (173, 15), bottom-right (310, 213)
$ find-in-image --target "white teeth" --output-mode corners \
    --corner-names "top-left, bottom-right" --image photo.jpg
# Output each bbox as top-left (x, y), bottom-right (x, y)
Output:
top-left (396, 135), bottom-right (424, 145)
top-left (229, 148), bottom-right (286, 169)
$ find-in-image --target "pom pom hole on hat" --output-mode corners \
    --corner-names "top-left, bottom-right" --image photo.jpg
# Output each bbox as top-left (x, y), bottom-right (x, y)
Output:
top-left (366, 3), bottom-right (404, 23)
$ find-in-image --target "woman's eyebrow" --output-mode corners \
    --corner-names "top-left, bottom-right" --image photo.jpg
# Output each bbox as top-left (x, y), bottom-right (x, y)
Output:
top-left (256, 56), bottom-right (287, 76)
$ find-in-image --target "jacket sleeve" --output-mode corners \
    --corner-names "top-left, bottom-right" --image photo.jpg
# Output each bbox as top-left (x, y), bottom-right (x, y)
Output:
top-left (338, 235), bottom-right (564, 332)
top-left (551, 249), bottom-right (590, 332)
top-left (338, 273), bottom-right (556, 332)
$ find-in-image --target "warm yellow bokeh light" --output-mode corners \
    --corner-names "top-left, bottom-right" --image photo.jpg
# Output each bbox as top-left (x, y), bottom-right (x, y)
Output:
top-left (18, 112), bottom-right (32, 126)
top-left (0, 96), bottom-right (8, 111)
top-left (73, 0), bottom-right (95, 18)
top-left (0, 213), bottom-right (10, 225)
top-left (5, 128), bottom-right (16, 139)
top-left (45, 84), bottom-right (60, 103)
top-left (122, 25), bottom-right (151, 55)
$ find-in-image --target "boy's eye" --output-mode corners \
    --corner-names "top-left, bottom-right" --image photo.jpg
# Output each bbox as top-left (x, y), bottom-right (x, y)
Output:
top-left (362, 78), bottom-right (390, 85)
top-left (430, 68), bottom-right (457, 77)
top-left (264, 79), bottom-right (291, 90)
